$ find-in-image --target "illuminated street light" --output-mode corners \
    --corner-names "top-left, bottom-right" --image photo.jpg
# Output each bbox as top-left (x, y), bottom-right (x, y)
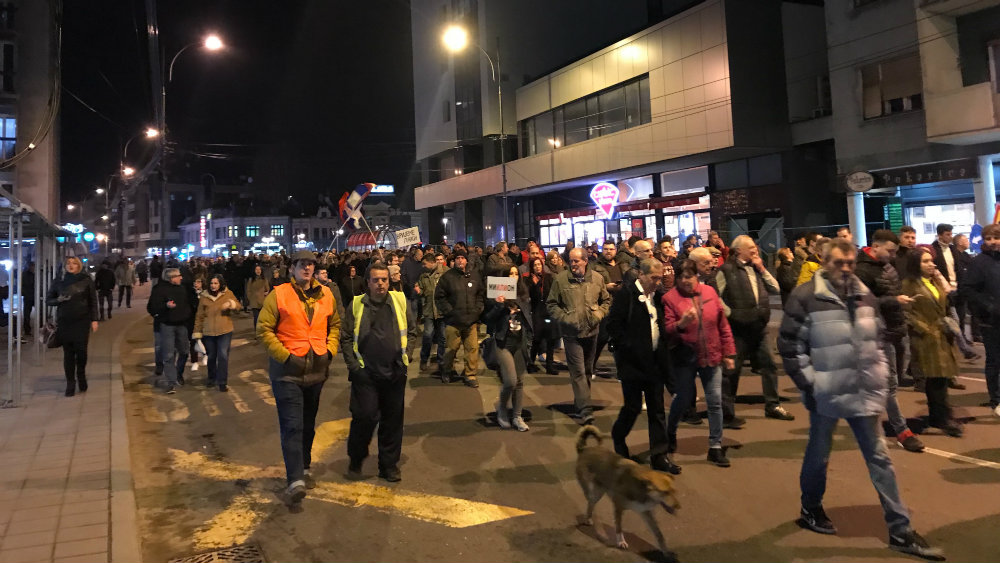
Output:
top-left (66, 204), bottom-right (75, 210)
top-left (145, 128), bottom-right (160, 138)
top-left (204, 34), bottom-right (224, 51)
top-left (95, 188), bottom-right (105, 195)
top-left (122, 166), bottom-right (136, 177)
top-left (101, 215), bottom-right (109, 221)
top-left (442, 24), bottom-right (510, 242)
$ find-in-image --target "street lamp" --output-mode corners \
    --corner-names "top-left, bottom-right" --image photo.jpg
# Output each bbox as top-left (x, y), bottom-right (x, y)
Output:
top-left (442, 24), bottom-right (510, 243)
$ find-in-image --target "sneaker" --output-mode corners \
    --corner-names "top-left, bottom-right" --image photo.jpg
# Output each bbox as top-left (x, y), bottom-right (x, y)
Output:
top-left (303, 471), bottom-right (316, 489)
top-left (799, 505), bottom-right (837, 535)
top-left (707, 447), bottom-right (730, 467)
top-left (935, 421), bottom-right (963, 438)
top-left (581, 412), bottom-right (595, 425)
top-left (463, 377), bottom-right (479, 388)
top-left (526, 364), bottom-right (539, 374)
top-left (512, 416), bottom-right (529, 432)
top-left (191, 363), bottom-right (199, 372)
top-left (378, 466), bottom-right (402, 482)
top-left (682, 412), bottom-right (703, 425)
top-left (993, 404), bottom-right (1000, 418)
top-left (723, 416), bottom-right (746, 430)
top-left (495, 402), bottom-right (512, 429)
top-left (889, 530), bottom-right (945, 560)
top-left (346, 458), bottom-right (364, 480)
top-left (765, 406), bottom-right (795, 421)
top-left (155, 364), bottom-right (164, 376)
top-left (201, 356), bottom-right (208, 366)
top-left (897, 431), bottom-right (925, 453)
top-left (205, 379), bottom-right (215, 388)
top-left (545, 367), bottom-right (559, 375)
top-left (218, 385), bottom-right (228, 392)
top-left (947, 379), bottom-right (966, 390)
top-left (165, 385), bottom-right (176, 395)
top-left (177, 375), bottom-right (185, 386)
top-left (282, 481), bottom-right (307, 505)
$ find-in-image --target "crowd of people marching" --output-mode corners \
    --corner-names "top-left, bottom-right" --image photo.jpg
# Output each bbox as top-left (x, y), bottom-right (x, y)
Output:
top-left (45, 220), bottom-right (1000, 561)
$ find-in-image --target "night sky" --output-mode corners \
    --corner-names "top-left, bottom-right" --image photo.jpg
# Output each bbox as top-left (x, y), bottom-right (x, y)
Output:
top-left (60, 0), bottom-right (416, 209)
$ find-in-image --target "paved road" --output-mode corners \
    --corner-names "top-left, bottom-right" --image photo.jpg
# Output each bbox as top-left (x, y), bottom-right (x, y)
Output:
top-left (119, 312), bottom-right (999, 563)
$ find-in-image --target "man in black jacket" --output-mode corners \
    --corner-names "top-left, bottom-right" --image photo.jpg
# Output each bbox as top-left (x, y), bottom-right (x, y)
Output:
top-left (95, 261), bottom-right (116, 321)
top-left (434, 249), bottom-right (485, 387)
top-left (960, 223), bottom-right (1000, 417)
top-left (854, 230), bottom-right (923, 452)
top-left (607, 259), bottom-right (679, 475)
top-left (715, 236), bottom-right (791, 425)
top-left (147, 268), bottom-right (194, 393)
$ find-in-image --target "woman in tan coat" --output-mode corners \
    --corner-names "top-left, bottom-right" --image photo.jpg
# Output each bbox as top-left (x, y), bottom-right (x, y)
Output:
top-left (193, 274), bottom-right (239, 391)
top-left (901, 248), bottom-right (962, 437)
top-left (246, 264), bottom-right (270, 327)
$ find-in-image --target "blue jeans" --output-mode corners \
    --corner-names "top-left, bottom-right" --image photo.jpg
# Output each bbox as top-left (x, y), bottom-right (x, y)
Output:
top-left (203, 332), bottom-right (233, 385)
top-left (160, 324), bottom-right (189, 386)
top-left (667, 364), bottom-right (723, 448)
top-left (421, 317), bottom-right (445, 366)
top-left (800, 412), bottom-right (911, 535)
top-left (882, 338), bottom-right (909, 437)
top-left (269, 358), bottom-right (325, 486)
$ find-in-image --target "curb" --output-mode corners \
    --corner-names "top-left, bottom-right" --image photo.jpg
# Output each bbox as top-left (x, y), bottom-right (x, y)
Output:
top-left (110, 315), bottom-right (145, 563)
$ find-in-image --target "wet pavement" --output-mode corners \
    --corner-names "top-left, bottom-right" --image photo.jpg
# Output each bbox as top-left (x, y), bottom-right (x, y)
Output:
top-left (119, 311), bottom-right (1000, 563)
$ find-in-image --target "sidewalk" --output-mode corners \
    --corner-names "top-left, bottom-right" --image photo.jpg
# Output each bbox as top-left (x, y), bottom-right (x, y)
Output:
top-left (0, 287), bottom-right (146, 563)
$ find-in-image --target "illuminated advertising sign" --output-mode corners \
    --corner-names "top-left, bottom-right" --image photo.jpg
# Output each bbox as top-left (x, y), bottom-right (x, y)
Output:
top-left (200, 216), bottom-right (207, 247)
top-left (82, 232), bottom-right (95, 242)
top-left (62, 223), bottom-right (85, 234)
top-left (371, 184), bottom-right (394, 194)
top-left (590, 182), bottom-right (620, 220)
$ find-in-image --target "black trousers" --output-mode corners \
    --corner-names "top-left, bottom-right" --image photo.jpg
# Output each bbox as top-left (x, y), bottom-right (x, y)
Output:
top-left (117, 285), bottom-right (132, 307)
top-left (612, 377), bottom-right (668, 456)
top-left (530, 316), bottom-right (558, 369)
top-left (98, 291), bottom-right (113, 318)
top-left (61, 326), bottom-right (90, 384)
top-left (925, 378), bottom-right (952, 427)
top-left (347, 370), bottom-right (407, 470)
top-left (723, 329), bottom-right (780, 416)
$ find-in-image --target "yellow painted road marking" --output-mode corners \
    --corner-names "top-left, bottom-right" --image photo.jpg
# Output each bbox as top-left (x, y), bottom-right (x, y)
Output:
top-left (169, 417), bottom-right (533, 546)
top-left (958, 375), bottom-right (985, 383)
top-left (138, 387), bottom-right (189, 422)
top-left (226, 386), bottom-right (252, 413)
top-left (193, 490), bottom-right (271, 550)
top-left (131, 346), bottom-right (156, 354)
top-left (238, 369), bottom-right (275, 406)
top-left (200, 392), bottom-right (221, 417)
top-left (309, 481), bottom-right (533, 528)
top-left (231, 338), bottom-right (251, 347)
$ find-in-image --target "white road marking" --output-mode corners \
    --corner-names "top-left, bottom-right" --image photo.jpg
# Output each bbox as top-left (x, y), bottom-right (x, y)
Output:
top-left (958, 375), bottom-right (985, 383)
top-left (922, 446), bottom-right (1000, 470)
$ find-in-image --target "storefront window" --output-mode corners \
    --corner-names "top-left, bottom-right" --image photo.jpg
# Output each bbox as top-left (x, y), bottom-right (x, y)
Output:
top-left (906, 202), bottom-right (975, 244)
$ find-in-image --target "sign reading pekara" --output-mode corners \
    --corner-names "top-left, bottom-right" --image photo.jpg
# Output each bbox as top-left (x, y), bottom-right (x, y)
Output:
top-left (486, 276), bottom-right (518, 300)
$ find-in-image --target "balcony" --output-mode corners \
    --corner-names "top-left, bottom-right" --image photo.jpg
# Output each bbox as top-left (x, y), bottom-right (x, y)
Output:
top-left (924, 83), bottom-right (1000, 144)
top-left (918, 0), bottom-right (999, 16)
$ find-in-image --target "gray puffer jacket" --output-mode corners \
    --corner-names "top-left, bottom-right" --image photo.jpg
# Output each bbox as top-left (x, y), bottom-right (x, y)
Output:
top-left (777, 271), bottom-right (888, 419)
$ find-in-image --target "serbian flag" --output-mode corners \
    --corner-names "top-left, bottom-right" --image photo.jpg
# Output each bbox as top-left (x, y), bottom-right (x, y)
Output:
top-left (338, 183), bottom-right (375, 230)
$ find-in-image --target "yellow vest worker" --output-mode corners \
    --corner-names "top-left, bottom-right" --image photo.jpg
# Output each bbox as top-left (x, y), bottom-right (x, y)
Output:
top-left (256, 250), bottom-right (340, 507)
top-left (340, 264), bottom-right (417, 483)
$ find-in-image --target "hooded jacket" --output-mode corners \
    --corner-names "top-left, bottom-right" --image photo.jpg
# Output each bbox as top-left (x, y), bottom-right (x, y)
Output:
top-left (777, 271), bottom-right (888, 419)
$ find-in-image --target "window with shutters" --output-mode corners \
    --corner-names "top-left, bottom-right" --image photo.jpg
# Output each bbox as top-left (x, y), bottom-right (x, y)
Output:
top-left (860, 53), bottom-right (923, 119)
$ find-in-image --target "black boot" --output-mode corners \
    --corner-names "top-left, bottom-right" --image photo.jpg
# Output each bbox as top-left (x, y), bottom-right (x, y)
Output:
top-left (77, 375), bottom-right (88, 393)
top-left (65, 378), bottom-right (75, 397)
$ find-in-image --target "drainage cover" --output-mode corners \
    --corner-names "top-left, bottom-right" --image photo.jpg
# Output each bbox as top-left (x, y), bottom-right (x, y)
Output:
top-left (169, 544), bottom-right (267, 563)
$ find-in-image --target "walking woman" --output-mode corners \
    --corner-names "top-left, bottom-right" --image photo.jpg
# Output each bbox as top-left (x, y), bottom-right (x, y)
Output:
top-left (246, 264), bottom-right (270, 327)
top-left (662, 260), bottom-right (736, 468)
top-left (189, 277), bottom-right (206, 373)
top-left (484, 266), bottom-right (533, 431)
top-left (525, 256), bottom-right (558, 374)
top-left (193, 274), bottom-right (239, 391)
top-left (901, 248), bottom-right (963, 437)
top-left (46, 256), bottom-right (99, 397)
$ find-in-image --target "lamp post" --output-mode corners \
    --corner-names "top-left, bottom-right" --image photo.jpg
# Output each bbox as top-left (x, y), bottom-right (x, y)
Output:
top-left (159, 34), bottom-right (224, 257)
top-left (442, 25), bottom-right (510, 243)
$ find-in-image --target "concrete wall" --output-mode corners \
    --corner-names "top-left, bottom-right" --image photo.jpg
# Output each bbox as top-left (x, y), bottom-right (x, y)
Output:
top-left (411, 0), bottom-right (460, 162)
top-left (782, 2), bottom-right (829, 123)
top-left (14, 0), bottom-right (59, 222)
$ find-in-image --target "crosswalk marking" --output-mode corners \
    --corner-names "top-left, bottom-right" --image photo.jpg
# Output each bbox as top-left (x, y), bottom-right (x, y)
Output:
top-left (138, 387), bottom-right (190, 422)
top-left (227, 386), bottom-right (252, 413)
top-left (238, 369), bottom-right (275, 406)
top-left (199, 392), bottom-right (221, 417)
top-left (168, 419), bottom-right (534, 550)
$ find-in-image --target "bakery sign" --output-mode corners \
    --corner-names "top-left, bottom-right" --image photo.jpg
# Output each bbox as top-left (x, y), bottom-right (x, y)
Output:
top-left (590, 182), bottom-right (620, 219)
top-left (875, 158), bottom-right (978, 187)
top-left (845, 171), bottom-right (874, 193)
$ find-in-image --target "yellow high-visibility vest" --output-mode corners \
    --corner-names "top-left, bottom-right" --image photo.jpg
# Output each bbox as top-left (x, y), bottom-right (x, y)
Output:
top-left (352, 291), bottom-right (408, 368)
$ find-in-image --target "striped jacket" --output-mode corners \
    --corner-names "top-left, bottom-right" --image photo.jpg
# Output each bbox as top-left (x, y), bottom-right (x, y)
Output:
top-left (777, 271), bottom-right (888, 419)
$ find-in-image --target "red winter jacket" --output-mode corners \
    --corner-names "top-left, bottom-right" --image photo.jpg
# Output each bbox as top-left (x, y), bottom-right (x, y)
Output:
top-left (662, 283), bottom-right (735, 367)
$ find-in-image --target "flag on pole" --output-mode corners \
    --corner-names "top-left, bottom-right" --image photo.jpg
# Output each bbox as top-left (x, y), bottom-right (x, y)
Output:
top-left (338, 183), bottom-right (376, 230)
top-left (994, 202), bottom-right (999, 224)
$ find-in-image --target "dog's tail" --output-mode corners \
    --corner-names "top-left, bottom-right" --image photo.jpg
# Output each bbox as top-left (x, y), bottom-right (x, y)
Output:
top-left (575, 424), bottom-right (602, 452)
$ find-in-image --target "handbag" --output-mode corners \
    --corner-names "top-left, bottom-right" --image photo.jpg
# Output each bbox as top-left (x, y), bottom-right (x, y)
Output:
top-left (480, 335), bottom-right (500, 371)
top-left (41, 321), bottom-right (60, 349)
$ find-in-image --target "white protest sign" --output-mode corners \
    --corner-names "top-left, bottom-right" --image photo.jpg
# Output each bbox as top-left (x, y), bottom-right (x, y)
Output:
top-left (394, 227), bottom-right (421, 248)
top-left (486, 276), bottom-right (518, 300)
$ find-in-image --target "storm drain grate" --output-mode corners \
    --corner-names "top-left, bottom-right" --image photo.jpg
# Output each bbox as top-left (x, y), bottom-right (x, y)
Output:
top-left (169, 543), bottom-right (267, 563)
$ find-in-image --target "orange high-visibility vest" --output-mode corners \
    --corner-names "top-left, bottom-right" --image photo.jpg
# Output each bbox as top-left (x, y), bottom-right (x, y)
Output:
top-left (274, 283), bottom-right (334, 356)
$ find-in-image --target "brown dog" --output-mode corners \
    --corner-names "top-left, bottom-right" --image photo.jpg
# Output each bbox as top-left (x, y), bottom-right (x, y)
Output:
top-left (576, 425), bottom-right (680, 560)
